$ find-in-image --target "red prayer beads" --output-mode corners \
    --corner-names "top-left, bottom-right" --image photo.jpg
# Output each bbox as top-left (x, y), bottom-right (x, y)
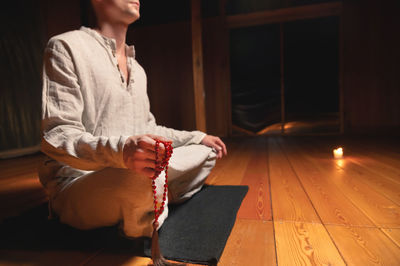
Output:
top-left (150, 141), bottom-right (185, 266)
top-left (152, 140), bottom-right (173, 225)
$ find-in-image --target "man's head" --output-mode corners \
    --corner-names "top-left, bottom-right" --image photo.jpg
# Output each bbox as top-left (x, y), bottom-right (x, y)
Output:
top-left (91, 0), bottom-right (140, 26)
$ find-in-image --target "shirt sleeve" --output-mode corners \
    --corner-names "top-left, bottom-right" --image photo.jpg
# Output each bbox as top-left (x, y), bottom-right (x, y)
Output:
top-left (41, 39), bottom-right (128, 171)
top-left (145, 112), bottom-right (206, 148)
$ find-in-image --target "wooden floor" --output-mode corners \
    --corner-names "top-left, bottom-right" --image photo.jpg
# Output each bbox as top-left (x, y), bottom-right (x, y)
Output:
top-left (1, 136), bottom-right (400, 265)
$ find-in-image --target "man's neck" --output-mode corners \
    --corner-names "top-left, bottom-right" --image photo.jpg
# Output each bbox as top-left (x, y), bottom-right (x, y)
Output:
top-left (95, 22), bottom-right (128, 56)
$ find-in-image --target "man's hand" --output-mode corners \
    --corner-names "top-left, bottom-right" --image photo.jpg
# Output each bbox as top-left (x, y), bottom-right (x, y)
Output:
top-left (123, 134), bottom-right (172, 178)
top-left (201, 135), bottom-right (227, 159)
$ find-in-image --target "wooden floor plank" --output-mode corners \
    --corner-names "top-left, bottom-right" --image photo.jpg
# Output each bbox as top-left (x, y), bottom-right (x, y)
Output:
top-left (237, 137), bottom-right (271, 221)
top-left (307, 138), bottom-right (400, 204)
top-left (0, 173), bottom-right (48, 221)
top-left (204, 138), bottom-right (242, 177)
top-left (268, 138), bottom-right (321, 224)
top-left (206, 139), bottom-right (251, 186)
top-left (326, 225), bottom-right (400, 265)
top-left (0, 158), bottom-right (38, 172)
top-left (277, 137), bottom-right (375, 227)
top-left (338, 160), bottom-right (400, 205)
top-left (347, 155), bottom-right (400, 185)
top-left (274, 221), bottom-right (345, 266)
top-left (311, 136), bottom-right (400, 181)
top-left (381, 228), bottom-right (400, 249)
top-left (349, 138), bottom-right (400, 170)
top-left (218, 219), bottom-right (276, 266)
top-left (291, 138), bottom-right (400, 228)
top-left (2, 136), bottom-right (400, 265)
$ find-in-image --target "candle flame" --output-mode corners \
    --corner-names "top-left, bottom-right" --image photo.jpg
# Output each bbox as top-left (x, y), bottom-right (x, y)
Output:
top-left (333, 147), bottom-right (344, 159)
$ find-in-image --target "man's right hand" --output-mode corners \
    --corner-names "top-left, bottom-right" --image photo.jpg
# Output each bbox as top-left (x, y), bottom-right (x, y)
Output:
top-left (123, 134), bottom-right (172, 178)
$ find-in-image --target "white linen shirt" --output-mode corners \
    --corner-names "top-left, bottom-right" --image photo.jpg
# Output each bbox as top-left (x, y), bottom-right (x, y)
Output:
top-left (40, 26), bottom-right (205, 189)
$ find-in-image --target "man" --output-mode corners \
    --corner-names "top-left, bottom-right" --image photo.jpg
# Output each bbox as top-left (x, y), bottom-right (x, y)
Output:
top-left (39, 0), bottom-right (227, 238)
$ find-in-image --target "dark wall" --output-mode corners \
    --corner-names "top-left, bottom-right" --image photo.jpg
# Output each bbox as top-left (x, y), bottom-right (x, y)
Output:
top-left (203, 17), bottom-right (231, 136)
top-left (42, 0), bottom-right (82, 40)
top-left (343, 0), bottom-right (400, 133)
top-left (128, 2), bottom-right (231, 135)
top-left (226, 0), bottom-right (339, 15)
top-left (0, 1), bottom-right (45, 151)
top-left (0, 0), bottom-right (82, 153)
top-left (127, 22), bottom-right (197, 132)
top-left (128, 17), bottom-right (232, 136)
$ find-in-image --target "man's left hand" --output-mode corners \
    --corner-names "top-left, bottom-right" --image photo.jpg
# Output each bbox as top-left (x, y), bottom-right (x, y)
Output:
top-left (201, 135), bottom-right (227, 159)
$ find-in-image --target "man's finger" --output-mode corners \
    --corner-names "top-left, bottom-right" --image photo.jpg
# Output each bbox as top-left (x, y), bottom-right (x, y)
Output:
top-left (139, 137), bottom-right (166, 156)
top-left (212, 145), bottom-right (222, 159)
top-left (135, 159), bottom-right (156, 170)
top-left (216, 139), bottom-right (227, 155)
top-left (142, 167), bottom-right (156, 178)
top-left (138, 136), bottom-right (156, 149)
top-left (146, 134), bottom-right (172, 144)
top-left (133, 148), bottom-right (159, 161)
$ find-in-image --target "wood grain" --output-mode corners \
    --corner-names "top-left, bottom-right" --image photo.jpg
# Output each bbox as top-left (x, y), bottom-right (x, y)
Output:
top-left (304, 138), bottom-right (400, 206)
top-left (205, 138), bottom-right (242, 178)
top-left (203, 16), bottom-right (231, 136)
top-left (1, 136), bottom-right (400, 265)
top-left (310, 137), bottom-right (400, 185)
top-left (381, 228), bottom-right (400, 249)
top-left (206, 139), bottom-right (253, 186)
top-left (237, 138), bottom-right (271, 221)
top-left (219, 219), bottom-right (276, 266)
top-left (274, 221), bottom-right (345, 266)
top-left (268, 138), bottom-right (320, 223)
top-left (347, 155), bottom-right (400, 185)
top-left (0, 153), bottom-right (47, 220)
top-left (0, 153), bottom-right (44, 178)
top-left (350, 138), bottom-right (400, 163)
top-left (292, 138), bottom-right (400, 228)
top-left (326, 225), bottom-right (400, 265)
top-left (278, 138), bottom-right (375, 227)
top-left (191, 0), bottom-right (207, 132)
top-left (331, 160), bottom-right (400, 205)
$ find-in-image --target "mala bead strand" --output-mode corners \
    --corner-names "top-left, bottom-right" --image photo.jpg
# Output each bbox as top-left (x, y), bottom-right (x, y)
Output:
top-left (151, 140), bottom-right (184, 266)
top-left (152, 140), bottom-right (172, 223)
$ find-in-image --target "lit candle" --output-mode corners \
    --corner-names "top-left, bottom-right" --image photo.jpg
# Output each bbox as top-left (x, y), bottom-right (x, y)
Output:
top-left (333, 147), bottom-right (343, 159)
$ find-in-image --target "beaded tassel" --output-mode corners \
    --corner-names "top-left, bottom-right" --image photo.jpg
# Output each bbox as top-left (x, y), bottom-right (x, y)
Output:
top-left (151, 140), bottom-right (185, 266)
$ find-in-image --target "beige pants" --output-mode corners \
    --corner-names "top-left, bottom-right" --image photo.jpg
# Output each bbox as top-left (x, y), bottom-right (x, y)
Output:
top-left (50, 145), bottom-right (216, 238)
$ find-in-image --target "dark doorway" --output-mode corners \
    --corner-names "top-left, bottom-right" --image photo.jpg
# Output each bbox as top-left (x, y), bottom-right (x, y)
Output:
top-left (229, 16), bottom-right (340, 135)
top-left (284, 16), bottom-right (340, 134)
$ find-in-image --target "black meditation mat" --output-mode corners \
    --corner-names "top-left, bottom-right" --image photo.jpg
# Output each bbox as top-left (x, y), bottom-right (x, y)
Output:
top-left (153, 185), bottom-right (248, 264)
top-left (0, 185), bottom-right (248, 265)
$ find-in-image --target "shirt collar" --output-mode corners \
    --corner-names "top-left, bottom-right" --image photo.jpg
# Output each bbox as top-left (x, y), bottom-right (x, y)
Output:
top-left (80, 26), bottom-right (136, 59)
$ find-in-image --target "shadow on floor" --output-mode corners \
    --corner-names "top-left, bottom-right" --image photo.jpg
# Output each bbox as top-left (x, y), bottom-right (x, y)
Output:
top-left (0, 203), bottom-right (149, 254)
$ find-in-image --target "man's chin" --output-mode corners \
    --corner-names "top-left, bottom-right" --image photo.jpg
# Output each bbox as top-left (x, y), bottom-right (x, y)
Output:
top-left (126, 12), bottom-right (140, 24)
